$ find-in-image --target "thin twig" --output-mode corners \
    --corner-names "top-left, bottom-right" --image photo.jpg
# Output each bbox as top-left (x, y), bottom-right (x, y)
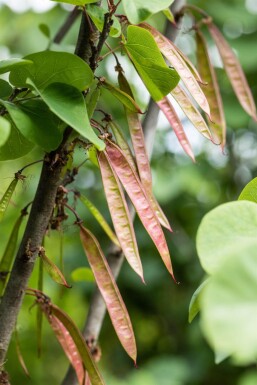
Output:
top-left (53, 6), bottom-right (81, 44)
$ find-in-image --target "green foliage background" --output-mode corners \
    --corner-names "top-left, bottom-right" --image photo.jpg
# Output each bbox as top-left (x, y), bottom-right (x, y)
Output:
top-left (0, 0), bottom-right (257, 384)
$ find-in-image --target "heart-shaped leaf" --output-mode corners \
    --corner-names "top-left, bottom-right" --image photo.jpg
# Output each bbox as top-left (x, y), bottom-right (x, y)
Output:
top-left (28, 80), bottom-right (105, 150)
top-left (124, 26), bottom-right (180, 101)
top-left (197, 201), bottom-right (257, 274)
top-left (9, 51), bottom-right (93, 91)
top-left (238, 177), bottom-right (257, 203)
top-left (201, 246), bottom-right (257, 364)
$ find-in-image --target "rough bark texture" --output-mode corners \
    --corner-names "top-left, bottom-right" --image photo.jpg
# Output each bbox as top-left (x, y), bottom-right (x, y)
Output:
top-left (0, 9), bottom-right (99, 374)
top-left (62, 2), bottom-right (186, 384)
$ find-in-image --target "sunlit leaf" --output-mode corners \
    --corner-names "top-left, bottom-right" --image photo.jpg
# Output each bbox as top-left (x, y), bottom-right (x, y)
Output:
top-left (98, 150), bottom-right (144, 280)
top-left (162, 8), bottom-right (175, 23)
top-left (196, 201), bottom-right (257, 275)
top-left (9, 51), bottom-right (93, 91)
top-left (0, 58), bottom-right (32, 75)
top-left (123, 0), bottom-right (174, 24)
top-left (39, 249), bottom-right (71, 288)
top-left (71, 267), bottom-right (95, 282)
top-left (195, 29), bottom-right (225, 146)
top-left (105, 140), bottom-right (174, 278)
top-left (28, 80), bottom-right (105, 151)
top-left (0, 117), bottom-right (11, 147)
top-left (238, 177), bottom-right (257, 203)
top-left (157, 96), bottom-right (195, 161)
top-left (80, 225), bottom-right (137, 362)
top-left (207, 22), bottom-right (257, 121)
top-left (79, 194), bottom-right (119, 247)
top-left (140, 23), bottom-right (210, 115)
top-left (201, 246), bottom-right (257, 364)
top-left (124, 26), bottom-right (180, 101)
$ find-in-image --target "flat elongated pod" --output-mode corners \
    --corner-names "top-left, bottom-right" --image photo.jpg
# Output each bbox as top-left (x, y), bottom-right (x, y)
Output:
top-left (195, 29), bottom-right (226, 147)
top-left (80, 226), bottom-right (137, 362)
top-left (98, 150), bottom-right (144, 280)
top-left (0, 178), bottom-right (18, 222)
top-left (105, 140), bottom-right (175, 278)
top-left (207, 22), bottom-right (257, 121)
top-left (171, 85), bottom-right (213, 141)
top-left (157, 97), bottom-right (195, 162)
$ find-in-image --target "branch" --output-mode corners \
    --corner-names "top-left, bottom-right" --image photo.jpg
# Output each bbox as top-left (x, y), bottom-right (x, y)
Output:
top-left (61, 1), bottom-right (186, 384)
top-left (53, 6), bottom-right (80, 44)
top-left (0, 3), bottom-right (107, 375)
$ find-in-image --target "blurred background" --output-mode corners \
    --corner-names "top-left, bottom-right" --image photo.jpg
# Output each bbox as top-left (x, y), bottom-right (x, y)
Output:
top-left (0, 0), bottom-right (257, 384)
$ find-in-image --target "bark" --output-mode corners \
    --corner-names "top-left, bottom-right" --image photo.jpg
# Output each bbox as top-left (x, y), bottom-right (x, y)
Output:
top-left (0, 8), bottom-right (101, 375)
top-left (61, 1), bottom-right (186, 384)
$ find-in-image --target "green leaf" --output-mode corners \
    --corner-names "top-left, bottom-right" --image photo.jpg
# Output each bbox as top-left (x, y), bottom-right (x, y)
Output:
top-left (9, 51), bottom-right (94, 91)
top-left (40, 249), bottom-right (71, 288)
top-left (0, 58), bottom-right (33, 75)
top-left (0, 117), bottom-right (11, 147)
top-left (79, 194), bottom-right (119, 246)
top-left (51, 0), bottom-right (98, 4)
top-left (196, 201), bottom-right (257, 275)
top-left (102, 79), bottom-right (143, 113)
top-left (28, 80), bottom-right (105, 151)
top-left (238, 177), bottom-right (257, 203)
top-left (0, 79), bottom-right (12, 99)
top-left (188, 279), bottom-right (209, 323)
top-left (201, 245), bottom-right (257, 364)
top-left (86, 86), bottom-right (101, 119)
top-left (71, 267), bottom-right (95, 282)
top-left (87, 5), bottom-right (121, 37)
top-left (0, 213), bottom-right (25, 296)
top-left (38, 23), bottom-right (51, 39)
top-left (87, 145), bottom-right (99, 167)
top-left (1, 100), bottom-right (63, 152)
top-left (123, 0), bottom-right (174, 24)
top-left (162, 8), bottom-right (175, 23)
top-left (0, 118), bottom-right (34, 160)
top-left (125, 26), bottom-right (180, 101)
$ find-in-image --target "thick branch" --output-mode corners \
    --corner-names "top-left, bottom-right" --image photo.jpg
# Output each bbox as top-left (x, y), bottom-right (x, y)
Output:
top-left (0, 5), bottom-right (102, 373)
top-left (62, 2), bottom-right (185, 384)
